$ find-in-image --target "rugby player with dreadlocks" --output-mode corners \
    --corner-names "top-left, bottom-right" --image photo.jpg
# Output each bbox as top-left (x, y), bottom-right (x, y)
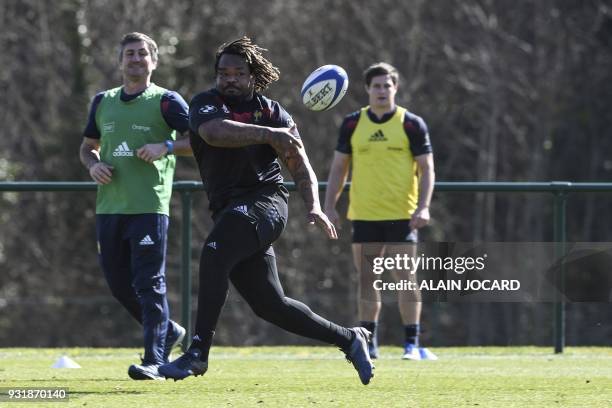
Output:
top-left (159, 37), bottom-right (375, 385)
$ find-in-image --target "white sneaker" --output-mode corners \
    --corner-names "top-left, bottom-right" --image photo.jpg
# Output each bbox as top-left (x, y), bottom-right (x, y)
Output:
top-left (419, 347), bottom-right (438, 360)
top-left (402, 343), bottom-right (421, 360)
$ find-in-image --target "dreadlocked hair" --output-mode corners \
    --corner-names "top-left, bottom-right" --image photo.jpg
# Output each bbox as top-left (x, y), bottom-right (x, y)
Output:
top-left (215, 36), bottom-right (280, 93)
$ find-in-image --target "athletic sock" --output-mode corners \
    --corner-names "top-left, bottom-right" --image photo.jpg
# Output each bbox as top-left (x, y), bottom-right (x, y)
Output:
top-left (329, 325), bottom-right (354, 350)
top-left (404, 324), bottom-right (420, 346)
top-left (360, 321), bottom-right (378, 346)
top-left (188, 331), bottom-right (214, 361)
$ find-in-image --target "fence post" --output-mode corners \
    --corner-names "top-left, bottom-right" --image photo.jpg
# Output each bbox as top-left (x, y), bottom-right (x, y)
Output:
top-left (180, 190), bottom-right (193, 349)
top-left (552, 187), bottom-right (568, 354)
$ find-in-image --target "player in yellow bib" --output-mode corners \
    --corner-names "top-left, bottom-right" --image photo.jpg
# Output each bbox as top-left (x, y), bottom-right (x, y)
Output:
top-left (324, 62), bottom-right (436, 360)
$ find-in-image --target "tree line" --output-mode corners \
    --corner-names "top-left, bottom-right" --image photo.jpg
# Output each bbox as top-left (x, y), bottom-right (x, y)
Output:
top-left (1, 0), bottom-right (611, 347)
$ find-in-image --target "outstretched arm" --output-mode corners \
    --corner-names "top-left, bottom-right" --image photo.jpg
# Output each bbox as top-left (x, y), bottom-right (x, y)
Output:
top-left (277, 130), bottom-right (337, 240)
top-left (198, 118), bottom-right (302, 151)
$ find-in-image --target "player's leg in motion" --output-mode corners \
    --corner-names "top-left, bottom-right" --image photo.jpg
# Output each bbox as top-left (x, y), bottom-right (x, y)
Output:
top-left (194, 214), bottom-right (263, 353)
top-left (159, 212), bottom-right (266, 380)
top-left (160, 194), bottom-right (374, 384)
top-left (96, 215), bottom-right (142, 323)
top-left (354, 242), bottom-right (384, 359)
top-left (231, 246), bottom-right (353, 347)
top-left (126, 214), bottom-right (172, 379)
top-left (97, 216), bottom-right (183, 381)
top-left (230, 247), bottom-right (374, 384)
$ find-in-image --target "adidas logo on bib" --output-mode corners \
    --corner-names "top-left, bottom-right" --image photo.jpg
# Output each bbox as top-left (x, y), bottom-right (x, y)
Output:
top-left (369, 130), bottom-right (387, 142)
top-left (113, 141), bottom-right (134, 157)
top-left (139, 235), bottom-right (155, 246)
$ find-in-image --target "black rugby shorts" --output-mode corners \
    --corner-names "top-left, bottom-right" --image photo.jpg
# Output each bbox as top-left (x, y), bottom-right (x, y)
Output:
top-left (351, 219), bottom-right (418, 243)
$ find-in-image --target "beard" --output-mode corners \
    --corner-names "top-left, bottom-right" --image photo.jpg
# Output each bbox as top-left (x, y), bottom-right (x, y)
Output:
top-left (221, 94), bottom-right (245, 105)
top-left (219, 85), bottom-right (252, 105)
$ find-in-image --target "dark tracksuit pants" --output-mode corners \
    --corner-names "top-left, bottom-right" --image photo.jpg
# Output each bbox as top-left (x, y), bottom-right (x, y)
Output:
top-left (96, 213), bottom-right (177, 365)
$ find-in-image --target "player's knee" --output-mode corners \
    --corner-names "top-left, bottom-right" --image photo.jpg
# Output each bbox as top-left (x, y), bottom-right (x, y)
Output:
top-left (133, 276), bottom-right (167, 297)
top-left (249, 301), bottom-right (275, 321)
top-left (138, 295), bottom-right (168, 318)
top-left (249, 297), bottom-right (288, 322)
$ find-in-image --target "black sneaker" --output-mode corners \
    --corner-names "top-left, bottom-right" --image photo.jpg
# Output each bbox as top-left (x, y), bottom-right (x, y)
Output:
top-left (127, 363), bottom-right (165, 380)
top-left (343, 327), bottom-right (375, 385)
top-left (159, 348), bottom-right (208, 381)
top-left (163, 321), bottom-right (186, 363)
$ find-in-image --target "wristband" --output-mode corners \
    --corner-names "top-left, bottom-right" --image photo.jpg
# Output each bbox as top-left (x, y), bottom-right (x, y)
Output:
top-left (164, 140), bottom-right (174, 155)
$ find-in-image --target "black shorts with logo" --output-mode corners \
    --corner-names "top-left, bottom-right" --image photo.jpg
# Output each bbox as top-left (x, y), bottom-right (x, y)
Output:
top-left (211, 183), bottom-right (289, 248)
top-left (351, 219), bottom-right (418, 243)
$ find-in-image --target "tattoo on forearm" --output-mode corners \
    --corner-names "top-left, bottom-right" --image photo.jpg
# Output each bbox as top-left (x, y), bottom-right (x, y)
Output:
top-left (281, 150), bottom-right (318, 210)
top-left (201, 120), bottom-right (269, 148)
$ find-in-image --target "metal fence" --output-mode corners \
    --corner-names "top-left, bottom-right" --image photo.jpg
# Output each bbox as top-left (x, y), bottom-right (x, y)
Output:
top-left (4, 180), bottom-right (612, 352)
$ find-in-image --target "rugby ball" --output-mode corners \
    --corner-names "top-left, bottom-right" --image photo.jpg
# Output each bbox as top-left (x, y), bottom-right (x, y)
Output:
top-left (301, 65), bottom-right (348, 111)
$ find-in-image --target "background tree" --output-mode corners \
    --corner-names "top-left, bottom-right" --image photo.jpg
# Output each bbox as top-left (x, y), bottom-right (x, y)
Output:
top-left (1, 0), bottom-right (612, 347)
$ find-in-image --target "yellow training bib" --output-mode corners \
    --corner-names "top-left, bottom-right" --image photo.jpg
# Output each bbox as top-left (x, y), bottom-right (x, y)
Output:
top-left (348, 107), bottom-right (419, 220)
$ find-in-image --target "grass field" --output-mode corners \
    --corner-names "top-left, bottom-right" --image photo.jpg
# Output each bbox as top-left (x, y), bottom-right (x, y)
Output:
top-left (1, 347), bottom-right (611, 407)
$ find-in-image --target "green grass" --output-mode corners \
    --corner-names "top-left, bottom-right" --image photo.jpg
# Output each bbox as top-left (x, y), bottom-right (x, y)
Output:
top-left (1, 347), bottom-right (611, 407)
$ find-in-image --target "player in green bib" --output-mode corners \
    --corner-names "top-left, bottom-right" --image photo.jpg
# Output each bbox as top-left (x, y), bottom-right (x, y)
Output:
top-left (79, 32), bottom-right (192, 380)
top-left (324, 62), bottom-right (437, 361)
